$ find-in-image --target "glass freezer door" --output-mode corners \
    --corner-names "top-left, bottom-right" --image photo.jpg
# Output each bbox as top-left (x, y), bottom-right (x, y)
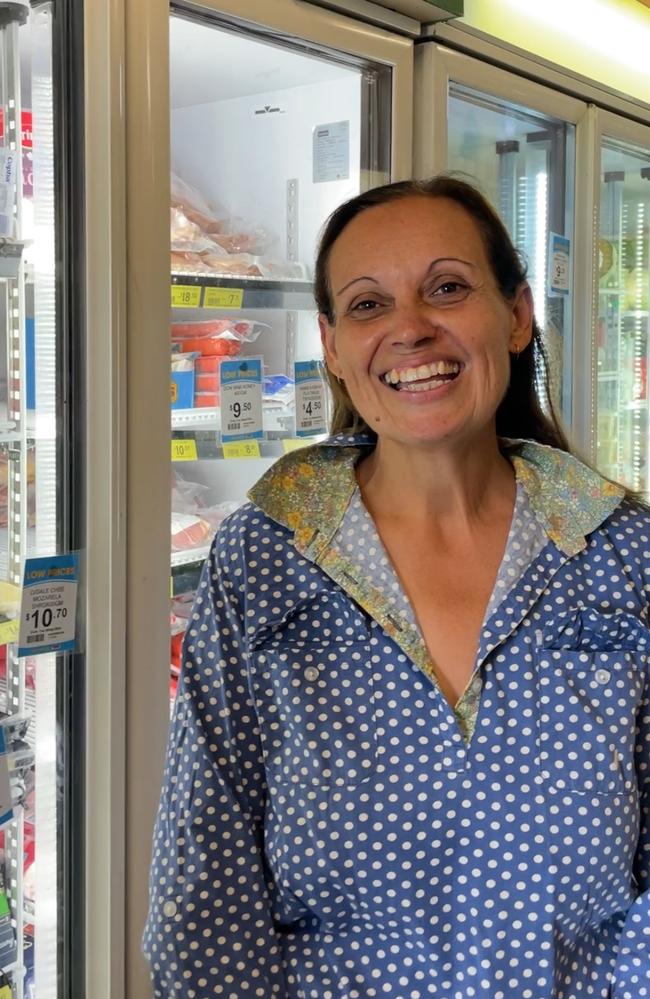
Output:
top-left (596, 134), bottom-right (650, 492)
top-left (168, 7), bottom-right (394, 695)
top-left (446, 83), bottom-right (576, 422)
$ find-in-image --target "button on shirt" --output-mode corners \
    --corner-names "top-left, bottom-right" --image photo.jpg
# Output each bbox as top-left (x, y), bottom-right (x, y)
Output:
top-left (143, 435), bottom-right (650, 999)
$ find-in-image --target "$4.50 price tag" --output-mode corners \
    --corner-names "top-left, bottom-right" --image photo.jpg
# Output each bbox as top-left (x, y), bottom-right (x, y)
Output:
top-left (18, 553), bottom-right (79, 657)
top-left (220, 357), bottom-right (264, 443)
top-left (294, 360), bottom-right (327, 437)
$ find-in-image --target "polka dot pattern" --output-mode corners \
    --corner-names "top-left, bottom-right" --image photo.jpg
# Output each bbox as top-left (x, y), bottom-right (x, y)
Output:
top-left (143, 447), bottom-right (650, 999)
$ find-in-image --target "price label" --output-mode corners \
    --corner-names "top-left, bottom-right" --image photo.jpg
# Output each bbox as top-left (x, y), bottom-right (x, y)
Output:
top-left (171, 285), bottom-right (201, 308)
top-left (220, 357), bottom-right (264, 442)
top-left (223, 440), bottom-right (261, 459)
top-left (171, 439), bottom-right (198, 461)
top-left (18, 554), bottom-right (79, 656)
top-left (282, 438), bottom-right (310, 454)
top-left (294, 360), bottom-right (328, 437)
top-left (204, 287), bottom-right (244, 310)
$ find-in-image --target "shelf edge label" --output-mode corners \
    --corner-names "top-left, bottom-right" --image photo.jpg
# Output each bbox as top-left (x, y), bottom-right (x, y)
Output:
top-left (172, 438), bottom-right (198, 461)
top-left (222, 440), bottom-right (261, 459)
top-left (171, 285), bottom-right (201, 308)
top-left (204, 287), bottom-right (243, 309)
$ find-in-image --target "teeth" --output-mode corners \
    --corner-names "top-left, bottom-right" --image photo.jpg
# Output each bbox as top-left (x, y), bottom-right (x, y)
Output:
top-left (383, 360), bottom-right (460, 385)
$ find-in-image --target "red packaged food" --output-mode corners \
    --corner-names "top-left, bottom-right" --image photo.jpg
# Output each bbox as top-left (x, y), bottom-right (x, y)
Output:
top-left (194, 392), bottom-right (219, 407)
top-left (176, 337), bottom-right (241, 357)
top-left (196, 373), bottom-right (219, 392)
top-left (195, 355), bottom-right (225, 373)
top-left (171, 319), bottom-right (256, 339)
top-left (171, 512), bottom-right (211, 551)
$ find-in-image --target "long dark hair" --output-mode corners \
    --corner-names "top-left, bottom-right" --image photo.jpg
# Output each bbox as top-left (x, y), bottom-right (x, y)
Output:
top-left (314, 175), bottom-right (570, 452)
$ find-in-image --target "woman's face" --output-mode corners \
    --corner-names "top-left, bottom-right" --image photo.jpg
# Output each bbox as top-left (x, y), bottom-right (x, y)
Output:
top-left (319, 195), bottom-right (533, 450)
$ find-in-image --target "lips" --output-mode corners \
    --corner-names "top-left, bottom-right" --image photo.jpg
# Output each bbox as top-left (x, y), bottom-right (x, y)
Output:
top-left (381, 359), bottom-right (462, 391)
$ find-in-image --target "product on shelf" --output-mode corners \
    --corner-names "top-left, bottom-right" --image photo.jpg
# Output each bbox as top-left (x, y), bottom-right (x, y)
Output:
top-left (170, 171), bottom-right (309, 280)
top-left (171, 474), bottom-right (241, 551)
top-left (171, 512), bottom-right (212, 553)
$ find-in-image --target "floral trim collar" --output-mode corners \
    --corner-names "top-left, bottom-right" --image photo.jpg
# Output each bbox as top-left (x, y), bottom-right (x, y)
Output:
top-left (247, 433), bottom-right (625, 558)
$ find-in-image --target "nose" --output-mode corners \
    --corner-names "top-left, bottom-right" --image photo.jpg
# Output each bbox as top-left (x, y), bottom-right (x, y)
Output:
top-left (390, 304), bottom-right (436, 349)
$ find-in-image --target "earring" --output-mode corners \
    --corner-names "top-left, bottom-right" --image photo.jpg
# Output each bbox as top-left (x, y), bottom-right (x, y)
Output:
top-left (510, 344), bottom-right (521, 361)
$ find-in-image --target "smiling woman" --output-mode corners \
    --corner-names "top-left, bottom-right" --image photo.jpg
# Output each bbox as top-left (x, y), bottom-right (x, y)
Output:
top-left (145, 174), bottom-right (650, 999)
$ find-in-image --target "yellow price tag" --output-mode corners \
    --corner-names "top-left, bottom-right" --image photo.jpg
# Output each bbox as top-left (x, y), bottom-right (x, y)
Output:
top-left (282, 438), bottom-right (310, 453)
top-left (204, 287), bottom-right (244, 310)
top-left (0, 618), bottom-right (19, 646)
top-left (223, 440), bottom-right (261, 459)
top-left (171, 439), bottom-right (198, 461)
top-left (171, 285), bottom-right (201, 308)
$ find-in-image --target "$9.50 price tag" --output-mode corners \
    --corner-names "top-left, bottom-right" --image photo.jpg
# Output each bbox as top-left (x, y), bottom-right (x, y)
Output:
top-left (294, 360), bottom-right (327, 437)
top-left (18, 553), bottom-right (79, 656)
top-left (220, 357), bottom-right (263, 443)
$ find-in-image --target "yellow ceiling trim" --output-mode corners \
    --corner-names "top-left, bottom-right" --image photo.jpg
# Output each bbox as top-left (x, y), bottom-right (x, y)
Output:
top-left (461, 0), bottom-right (650, 105)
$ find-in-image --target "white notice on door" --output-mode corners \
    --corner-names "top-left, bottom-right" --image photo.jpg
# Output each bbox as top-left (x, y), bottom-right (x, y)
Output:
top-left (313, 121), bottom-right (350, 183)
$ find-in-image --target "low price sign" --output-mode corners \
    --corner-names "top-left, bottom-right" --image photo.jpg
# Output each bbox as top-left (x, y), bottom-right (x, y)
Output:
top-left (220, 358), bottom-right (263, 443)
top-left (294, 360), bottom-right (327, 437)
top-left (18, 554), bottom-right (79, 656)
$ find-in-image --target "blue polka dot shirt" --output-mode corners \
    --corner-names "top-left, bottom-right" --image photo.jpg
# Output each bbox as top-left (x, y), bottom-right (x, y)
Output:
top-left (143, 436), bottom-right (650, 998)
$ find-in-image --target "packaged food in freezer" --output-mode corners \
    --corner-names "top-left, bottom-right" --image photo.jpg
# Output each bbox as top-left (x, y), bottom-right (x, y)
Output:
top-left (171, 172), bottom-right (270, 254)
top-left (171, 318), bottom-right (264, 359)
top-left (171, 512), bottom-right (212, 552)
top-left (194, 391), bottom-right (219, 407)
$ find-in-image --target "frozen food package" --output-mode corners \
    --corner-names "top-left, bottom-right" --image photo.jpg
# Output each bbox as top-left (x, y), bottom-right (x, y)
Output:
top-left (170, 352), bottom-right (198, 373)
top-left (170, 250), bottom-right (205, 272)
top-left (171, 173), bottom-right (270, 254)
top-left (171, 512), bottom-right (212, 552)
top-left (171, 172), bottom-right (219, 225)
top-left (171, 318), bottom-right (264, 358)
top-left (170, 207), bottom-right (228, 255)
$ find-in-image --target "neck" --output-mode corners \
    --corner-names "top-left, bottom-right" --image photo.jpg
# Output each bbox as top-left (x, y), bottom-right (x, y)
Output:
top-left (356, 430), bottom-right (515, 528)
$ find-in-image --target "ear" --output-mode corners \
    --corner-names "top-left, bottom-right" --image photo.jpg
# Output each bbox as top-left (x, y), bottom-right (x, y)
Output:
top-left (509, 282), bottom-right (534, 353)
top-left (319, 314), bottom-right (342, 378)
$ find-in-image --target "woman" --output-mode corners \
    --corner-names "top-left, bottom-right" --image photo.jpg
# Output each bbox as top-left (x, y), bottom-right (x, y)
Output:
top-left (144, 177), bottom-right (650, 999)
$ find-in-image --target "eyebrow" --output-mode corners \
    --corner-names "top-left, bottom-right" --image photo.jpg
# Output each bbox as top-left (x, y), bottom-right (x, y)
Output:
top-left (334, 257), bottom-right (478, 297)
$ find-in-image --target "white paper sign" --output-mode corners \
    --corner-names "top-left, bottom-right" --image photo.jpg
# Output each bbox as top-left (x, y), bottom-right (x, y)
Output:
top-left (18, 554), bottom-right (79, 656)
top-left (313, 121), bottom-right (350, 183)
top-left (548, 233), bottom-right (571, 296)
top-left (220, 357), bottom-right (264, 442)
top-left (294, 360), bottom-right (327, 436)
top-left (0, 149), bottom-right (16, 238)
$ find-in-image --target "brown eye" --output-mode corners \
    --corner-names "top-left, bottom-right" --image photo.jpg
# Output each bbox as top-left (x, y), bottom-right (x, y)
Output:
top-left (349, 298), bottom-right (382, 314)
top-left (431, 280), bottom-right (469, 300)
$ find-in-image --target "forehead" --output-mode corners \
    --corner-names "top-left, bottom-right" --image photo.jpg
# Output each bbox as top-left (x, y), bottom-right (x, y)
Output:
top-left (328, 195), bottom-right (490, 277)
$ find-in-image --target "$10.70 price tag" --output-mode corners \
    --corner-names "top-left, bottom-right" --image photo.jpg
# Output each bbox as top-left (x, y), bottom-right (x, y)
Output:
top-left (294, 360), bottom-right (327, 437)
top-left (220, 357), bottom-right (263, 443)
top-left (18, 553), bottom-right (79, 657)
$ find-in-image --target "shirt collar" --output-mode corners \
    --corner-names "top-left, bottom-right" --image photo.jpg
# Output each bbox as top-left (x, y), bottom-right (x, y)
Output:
top-left (247, 433), bottom-right (625, 558)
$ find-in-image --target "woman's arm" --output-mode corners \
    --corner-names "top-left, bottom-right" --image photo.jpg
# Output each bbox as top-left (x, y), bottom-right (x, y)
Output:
top-left (142, 525), bottom-right (289, 996)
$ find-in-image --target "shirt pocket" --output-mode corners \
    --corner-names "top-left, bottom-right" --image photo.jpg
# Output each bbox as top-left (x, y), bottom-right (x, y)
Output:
top-left (536, 647), bottom-right (646, 795)
top-left (250, 640), bottom-right (376, 790)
